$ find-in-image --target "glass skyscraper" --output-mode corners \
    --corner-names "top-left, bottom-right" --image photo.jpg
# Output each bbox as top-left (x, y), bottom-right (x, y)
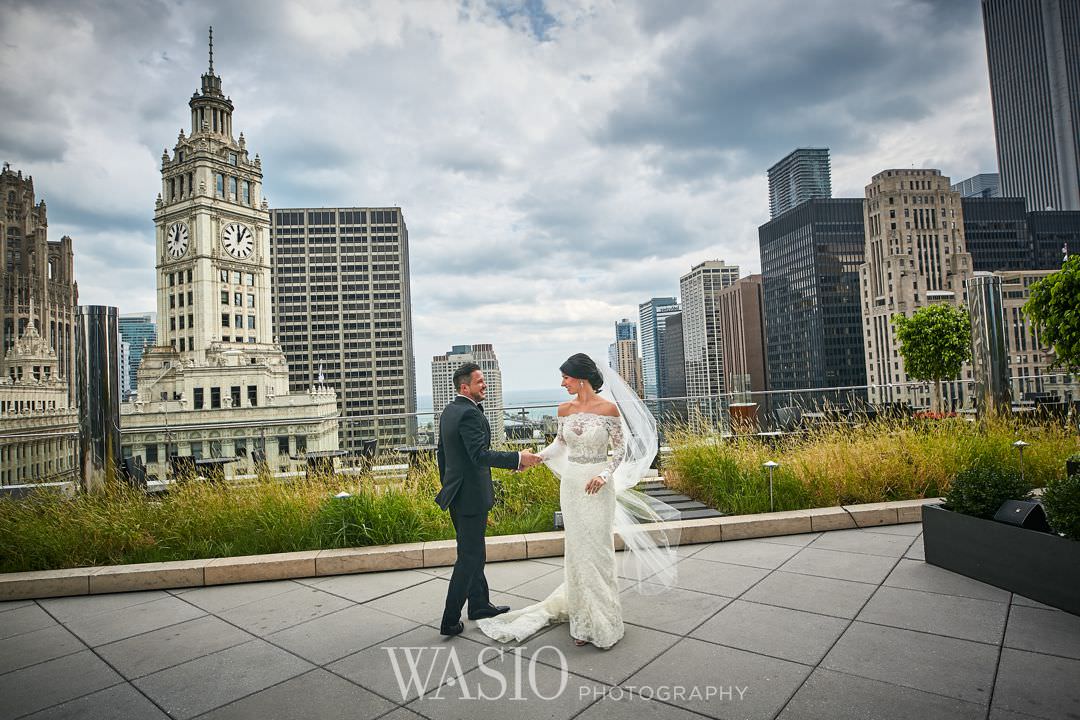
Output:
top-left (638, 297), bottom-right (679, 399)
top-left (767, 148), bottom-right (833, 219)
top-left (118, 312), bottom-right (156, 400)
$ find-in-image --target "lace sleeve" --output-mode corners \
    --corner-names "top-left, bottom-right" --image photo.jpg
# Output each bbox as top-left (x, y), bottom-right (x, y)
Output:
top-left (600, 416), bottom-right (625, 481)
top-left (537, 417), bottom-right (566, 460)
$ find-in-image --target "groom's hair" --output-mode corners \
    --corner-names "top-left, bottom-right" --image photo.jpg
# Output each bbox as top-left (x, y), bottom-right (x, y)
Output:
top-left (453, 362), bottom-right (481, 392)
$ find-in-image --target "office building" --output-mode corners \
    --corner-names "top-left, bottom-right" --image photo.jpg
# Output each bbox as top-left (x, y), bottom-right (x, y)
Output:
top-left (767, 148), bottom-right (833, 219)
top-left (432, 344), bottom-right (504, 443)
top-left (961, 197), bottom-right (1078, 271)
top-left (0, 164), bottom-right (78, 402)
top-left (952, 173), bottom-right (1001, 199)
top-left (118, 312), bottom-right (156, 399)
top-left (638, 297), bottom-right (679, 399)
top-left (120, 37), bottom-right (339, 480)
top-left (716, 275), bottom-right (768, 396)
top-left (271, 206), bottom-right (417, 454)
top-left (758, 198), bottom-right (867, 390)
top-left (613, 338), bottom-right (644, 397)
top-left (860, 169), bottom-right (974, 407)
top-left (679, 260), bottom-right (739, 401)
top-left (660, 312), bottom-right (686, 416)
top-left (982, 0), bottom-right (1080, 210)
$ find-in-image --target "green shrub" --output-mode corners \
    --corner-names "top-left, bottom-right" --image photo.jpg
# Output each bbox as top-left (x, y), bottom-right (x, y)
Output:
top-left (944, 460), bottom-right (1033, 519)
top-left (1042, 472), bottom-right (1080, 540)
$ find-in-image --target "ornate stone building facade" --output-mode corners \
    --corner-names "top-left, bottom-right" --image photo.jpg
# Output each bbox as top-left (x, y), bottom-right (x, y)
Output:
top-left (120, 34), bottom-right (339, 480)
top-left (0, 164), bottom-right (78, 402)
top-left (0, 317), bottom-right (78, 486)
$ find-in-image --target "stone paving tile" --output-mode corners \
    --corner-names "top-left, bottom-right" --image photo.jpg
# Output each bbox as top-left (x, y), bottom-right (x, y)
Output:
top-left (481, 559), bottom-right (563, 592)
top-left (1003, 605), bottom-right (1080, 660)
top-left (300, 569), bottom-right (434, 603)
top-left (690, 539), bottom-right (801, 569)
top-left (95, 615), bottom-right (254, 679)
top-left (667, 557), bottom-right (769, 598)
top-left (756, 532), bottom-right (822, 547)
top-left (505, 566), bottom-right (566, 601)
top-left (328, 626), bottom-right (490, 703)
top-left (532, 555), bottom-right (565, 567)
top-left (779, 546), bottom-right (898, 584)
top-left (197, 668), bottom-right (398, 720)
top-left (1011, 594), bottom-right (1062, 611)
top-left (376, 709), bottom-right (428, 720)
top-left (0, 649), bottom-right (123, 719)
top-left (520, 623), bottom-right (681, 686)
top-left (691, 600), bottom-right (848, 665)
top-left (0, 603), bottom-right (57, 640)
top-left (39, 590), bottom-right (169, 623)
top-left (621, 582), bottom-right (730, 636)
top-left (861, 522), bottom-right (924, 537)
top-left (987, 709), bottom-right (1050, 720)
top-left (132, 639), bottom-right (314, 720)
top-left (174, 579), bottom-right (302, 613)
top-left (17, 682), bottom-right (170, 720)
top-left (776, 667), bottom-right (987, 720)
top-left (627, 636), bottom-right (812, 720)
top-left (61, 595), bottom-right (206, 647)
top-left (365, 578), bottom-right (451, 625)
top-left (740, 570), bottom-right (877, 619)
top-left (807, 528), bottom-right (915, 557)
top-left (883, 558), bottom-right (1011, 602)
top-left (407, 652), bottom-right (600, 720)
top-left (0, 623), bottom-right (85, 674)
top-left (905, 536), bottom-right (925, 561)
top-left (857, 585), bottom-right (1009, 644)
top-left (218, 585), bottom-right (354, 636)
top-left (0, 600), bottom-right (33, 613)
top-left (822, 621), bottom-right (998, 705)
top-left (266, 603), bottom-right (418, 665)
top-left (575, 692), bottom-right (709, 719)
top-left (991, 648), bottom-right (1080, 720)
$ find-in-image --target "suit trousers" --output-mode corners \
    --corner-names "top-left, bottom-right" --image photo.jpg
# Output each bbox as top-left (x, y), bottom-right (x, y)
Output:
top-left (442, 505), bottom-right (490, 625)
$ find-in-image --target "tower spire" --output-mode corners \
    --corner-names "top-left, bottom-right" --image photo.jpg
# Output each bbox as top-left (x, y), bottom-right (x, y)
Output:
top-left (208, 26), bottom-right (214, 75)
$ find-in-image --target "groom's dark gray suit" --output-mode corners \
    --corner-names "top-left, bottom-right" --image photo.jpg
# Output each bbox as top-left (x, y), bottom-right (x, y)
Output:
top-left (436, 395), bottom-right (519, 629)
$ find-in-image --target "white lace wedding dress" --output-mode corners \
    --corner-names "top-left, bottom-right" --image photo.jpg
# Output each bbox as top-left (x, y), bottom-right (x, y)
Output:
top-left (476, 412), bottom-right (626, 648)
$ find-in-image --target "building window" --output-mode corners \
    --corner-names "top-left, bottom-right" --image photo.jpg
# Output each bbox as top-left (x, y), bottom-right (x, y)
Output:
top-left (220, 269), bottom-right (229, 282)
top-left (179, 338), bottom-right (185, 351)
top-left (216, 173), bottom-right (224, 197)
top-left (193, 387), bottom-right (204, 409)
top-left (210, 387), bottom-right (221, 409)
top-left (242, 181), bottom-right (250, 205)
top-left (234, 314), bottom-right (242, 328)
top-left (231, 386), bottom-right (241, 407)
top-left (234, 292), bottom-right (242, 306)
top-left (146, 444), bottom-right (159, 463)
top-left (233, 271), bottom-right (242, 284)
top-left (277, 436), bottom-right (290, 457)
top-left (221, 313), bottom-right (229, 328)
top-left (247, 315), bottom-right (255, 329)
top-left (228, 152), bottom-right (238, 166)
top-left (248, 385), bottom-right (257, 407)
top-left (247, 293), bottom-right (255, 308)
top-left (221, 290), bottom-right (228, 304)
top-left (191, 442), bottom-right (203, 460)
top-left (245, 272), bottom-right (254, 286)
top-left (228, 176), bottom-right (237, 198)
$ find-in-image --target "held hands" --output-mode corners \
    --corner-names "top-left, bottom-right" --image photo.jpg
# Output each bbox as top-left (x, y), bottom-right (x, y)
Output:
top-left (585, 475), bottom-right (606, 494)
top-left (518, 451), bottom-right (543, 470)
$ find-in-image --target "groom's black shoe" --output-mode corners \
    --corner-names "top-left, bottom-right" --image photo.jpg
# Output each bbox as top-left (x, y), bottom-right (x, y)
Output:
top-left (468, 604), bottom-right (510, 620)
top-left (440, 621), bottom-right (464, 636)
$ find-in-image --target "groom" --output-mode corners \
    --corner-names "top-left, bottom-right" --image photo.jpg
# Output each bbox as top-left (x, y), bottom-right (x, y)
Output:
top-left (436, 362), bottom-right (541, 636)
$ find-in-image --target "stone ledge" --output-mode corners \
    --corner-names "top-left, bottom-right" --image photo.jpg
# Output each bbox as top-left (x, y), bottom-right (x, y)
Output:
top-left (1, 498), bottom-right (929, 600)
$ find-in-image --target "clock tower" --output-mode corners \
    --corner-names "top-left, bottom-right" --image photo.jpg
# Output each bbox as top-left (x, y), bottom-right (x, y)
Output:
top-left (122, 29), bottom-right (340, 481)
top-left (154, 27), bottom-right (272, 360)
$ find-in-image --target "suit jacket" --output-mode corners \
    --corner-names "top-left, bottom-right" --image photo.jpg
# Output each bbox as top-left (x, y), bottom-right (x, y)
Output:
top-left (435, 396), bottom-right (520, 513)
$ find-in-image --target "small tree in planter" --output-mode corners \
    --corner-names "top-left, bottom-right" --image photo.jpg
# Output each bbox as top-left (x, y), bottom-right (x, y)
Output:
top-left (944, 460), bottom-right (1032, 519)
top-left (1043, 471), bottom-right (1080, 541)
top-left (892, 304), bottom-right (971, 413)
top-left (1023, 255), bottom-right (1080, 375)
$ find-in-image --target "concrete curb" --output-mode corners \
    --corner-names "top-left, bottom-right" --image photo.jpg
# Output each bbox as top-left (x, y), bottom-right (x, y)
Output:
top-left (0, 498), bottom-right (940, 601)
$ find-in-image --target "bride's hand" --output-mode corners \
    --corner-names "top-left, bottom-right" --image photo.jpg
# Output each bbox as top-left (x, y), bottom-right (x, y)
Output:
top-left (585, 476), bottom-right (605, 494)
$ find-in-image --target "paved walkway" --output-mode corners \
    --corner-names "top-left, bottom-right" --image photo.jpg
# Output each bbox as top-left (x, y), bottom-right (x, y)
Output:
top-left (1, 524), bottom-right (1078, 719)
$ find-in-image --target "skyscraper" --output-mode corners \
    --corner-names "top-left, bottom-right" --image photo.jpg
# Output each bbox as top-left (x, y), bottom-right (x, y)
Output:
top-left (716, 275), bottom-right (768, 395)
top-left (767, 148), bottom-right (833, 219)
top-left (982, 0), bottom-right (1080, 211)
top-left (758, 198), bottom-right (867, 390)
top-left (951, 173), bottom-right (1001, 199)
top-left (638, 298), bottom-right (679, 399)
top-left (0, 164), bottom-right (78, 401)
top-left (615, 318), bottom-right (637, 342)
top-left (118, 312), bottom-right (156, 399)
top-left (120, 32), bottom-right (339, 480)
top-left (271, 207), bottom-right (417, 453)
top-left (679, 260), bottom-right (739, 401)
top-left (432, 344), bottom-right (504, 443)
top-left (860, 169), bottom-right (973, 408)
top-left (614, 338), bottom-right (644, 397)
top-left (660, 312), bottom-right (686, 411)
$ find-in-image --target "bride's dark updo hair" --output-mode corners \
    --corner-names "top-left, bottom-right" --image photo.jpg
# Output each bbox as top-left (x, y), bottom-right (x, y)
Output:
top-left (560, 353), bottom-right (604, 392)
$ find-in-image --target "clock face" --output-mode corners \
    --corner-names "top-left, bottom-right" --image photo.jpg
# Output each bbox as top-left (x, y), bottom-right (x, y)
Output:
top-left (221, 222), bottom-right (254, 259)
top-left (166, 222), bottom-right (189, 259)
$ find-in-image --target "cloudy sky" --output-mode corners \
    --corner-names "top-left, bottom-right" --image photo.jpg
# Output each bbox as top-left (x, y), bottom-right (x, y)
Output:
top-left (0, 0), bottom-right (997, 394)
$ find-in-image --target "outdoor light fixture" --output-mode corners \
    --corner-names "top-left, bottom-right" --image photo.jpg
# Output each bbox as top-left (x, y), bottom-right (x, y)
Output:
top-left (553, 511), bottom-right (564, 530)
top-left (763, 461), bottom-right (779, 512)
top-left (1012, 440), bottom-right (1030, 484)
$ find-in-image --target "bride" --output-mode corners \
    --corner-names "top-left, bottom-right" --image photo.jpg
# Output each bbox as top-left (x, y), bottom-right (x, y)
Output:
top-left (476, 353), bottom-right (678, 649)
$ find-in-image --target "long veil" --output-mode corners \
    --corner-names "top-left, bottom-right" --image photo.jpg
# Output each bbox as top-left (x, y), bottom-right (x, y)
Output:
top-left (542, 361), bottom-right (680, 593)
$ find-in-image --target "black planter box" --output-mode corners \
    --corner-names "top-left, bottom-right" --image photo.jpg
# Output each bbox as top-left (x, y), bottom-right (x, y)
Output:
top-left (1067, 458), bottom-right (1080, 477)
top-left (922, 503), bottom-right (1080, 616)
